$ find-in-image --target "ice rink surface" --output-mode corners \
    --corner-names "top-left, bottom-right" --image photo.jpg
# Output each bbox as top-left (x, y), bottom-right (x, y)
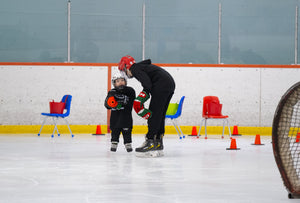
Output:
top-left (0, 134), bottom-right (295, 203)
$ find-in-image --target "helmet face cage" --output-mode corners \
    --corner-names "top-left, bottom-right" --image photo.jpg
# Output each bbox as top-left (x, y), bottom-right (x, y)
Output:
top-left (112, 73), bottom-right (127, 88)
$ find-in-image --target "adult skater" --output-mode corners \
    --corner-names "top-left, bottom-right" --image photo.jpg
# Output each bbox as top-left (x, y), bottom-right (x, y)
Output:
top-left (118, 55), bottom-right (175, 157)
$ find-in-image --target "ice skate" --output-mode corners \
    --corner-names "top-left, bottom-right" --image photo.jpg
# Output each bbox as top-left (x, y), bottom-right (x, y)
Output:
top-left (154, 134), bottom-right (164, 157)
top-left (125, 143), bottom-right (133, 152)
top-left (110, 141), bottom-right (118, 152)
top-left (135, 138), bottom-right (158, 157)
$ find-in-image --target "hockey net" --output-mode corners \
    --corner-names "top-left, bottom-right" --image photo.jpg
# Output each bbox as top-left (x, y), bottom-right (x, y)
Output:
top-left (272, 82), bottom-right (300, 198)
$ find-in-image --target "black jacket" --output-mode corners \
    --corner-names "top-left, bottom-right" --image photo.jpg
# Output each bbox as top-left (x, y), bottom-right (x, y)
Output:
top-left (130, 59), bottom-right (175, 95)
top-left (104, 86), bottom-right (135, 129)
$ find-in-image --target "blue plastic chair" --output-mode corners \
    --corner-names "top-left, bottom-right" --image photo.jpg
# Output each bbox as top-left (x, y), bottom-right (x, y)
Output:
top-left (38, 95), bottom-right (74, 138)
top-left (165, 96), bottom-right (185, 139)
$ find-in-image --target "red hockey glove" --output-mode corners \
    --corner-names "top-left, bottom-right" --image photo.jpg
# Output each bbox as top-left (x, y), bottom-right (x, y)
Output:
top-left (133, 91), bottom-right (152, 120)
top-left (133, 91), bottom-right (150, 113)
top-left (133, 100), bottom-right (143, 113)
top-left (138, 107), bottom-right (152, 120)
top-left (136, 91), bottom-right (150, 103)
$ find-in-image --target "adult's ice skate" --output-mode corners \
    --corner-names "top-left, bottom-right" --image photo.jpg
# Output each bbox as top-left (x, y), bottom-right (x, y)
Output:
top-left (135, 138), bottom-right (164, 157)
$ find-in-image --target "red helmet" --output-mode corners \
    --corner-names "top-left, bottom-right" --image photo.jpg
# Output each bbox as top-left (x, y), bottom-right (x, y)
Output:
top-left (118, 55), bottom-right (135, 71)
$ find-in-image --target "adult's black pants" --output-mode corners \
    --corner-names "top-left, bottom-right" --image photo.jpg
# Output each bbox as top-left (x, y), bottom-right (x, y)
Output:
top-left (146, 91), bottom-right (174, 139)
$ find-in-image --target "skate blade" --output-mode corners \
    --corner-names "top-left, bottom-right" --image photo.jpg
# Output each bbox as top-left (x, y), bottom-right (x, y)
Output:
top-left (135, 150), bottom-right (164, 158)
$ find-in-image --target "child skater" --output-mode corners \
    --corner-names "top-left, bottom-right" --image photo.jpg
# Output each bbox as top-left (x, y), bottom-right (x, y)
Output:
top-left (104, 73), bottom-right (135, 152)
top-left (118, 55), bottom-right (175, 157)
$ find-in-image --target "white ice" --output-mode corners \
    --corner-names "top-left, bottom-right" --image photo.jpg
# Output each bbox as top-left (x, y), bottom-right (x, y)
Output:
top-left (0, 134), bottom-right (293, 203)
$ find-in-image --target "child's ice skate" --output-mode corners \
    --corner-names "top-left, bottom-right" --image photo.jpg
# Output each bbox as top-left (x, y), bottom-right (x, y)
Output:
top-left (110, 141), bottom-right (118, 152)
top-left (125, 143), bottom-right (133, 152)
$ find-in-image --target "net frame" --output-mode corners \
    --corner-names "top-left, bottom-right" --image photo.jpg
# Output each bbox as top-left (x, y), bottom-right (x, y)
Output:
top-left (272, 82), bottom-right (300, 198)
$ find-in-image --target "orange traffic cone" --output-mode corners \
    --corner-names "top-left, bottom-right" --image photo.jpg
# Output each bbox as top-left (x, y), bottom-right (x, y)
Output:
top-left (251, 134), bottom-right (264, 145)
top-left (295, 132), bottom-right (300, 143)
top-left (232, 125), bottom-right (242, 136)
top-left (92, 125), bottom-right (105, 136)
top-left (226, 138), bottom-right (240, 150)
top-left (188, 126), bottom-right (198, 136)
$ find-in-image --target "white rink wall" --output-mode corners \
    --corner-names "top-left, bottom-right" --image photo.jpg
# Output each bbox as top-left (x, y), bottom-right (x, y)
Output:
top-left (0, 65), bottom-right (107, 125)
top-left (1, 64), bottom-right (300, 127)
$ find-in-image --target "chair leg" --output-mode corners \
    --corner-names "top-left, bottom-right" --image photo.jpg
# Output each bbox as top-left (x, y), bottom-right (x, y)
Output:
top-left (52, 117), bottom-right (59, 138)
top-left (197, 118), bottom-right (205, 137)
top-left (171, 119), bottom-right (182, 139)
top-left (204, 119), bottom-right (208, 139)
top-left (64, 118), bottom-right (74, 138)
top-left (38, 117), bottom-right (48, 136)
top-left (174, 119), bottom-right (185, 139)
top-left (54, 118), bottom-right (60, 136)
top-left (222, 119), bottom-right (225, 139)
top-left (226, 119), bottom-right (232, 138)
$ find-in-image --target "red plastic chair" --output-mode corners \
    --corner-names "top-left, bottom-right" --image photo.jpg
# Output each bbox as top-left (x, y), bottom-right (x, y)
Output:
top-left (197, 96), bottom-right (231, 139)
